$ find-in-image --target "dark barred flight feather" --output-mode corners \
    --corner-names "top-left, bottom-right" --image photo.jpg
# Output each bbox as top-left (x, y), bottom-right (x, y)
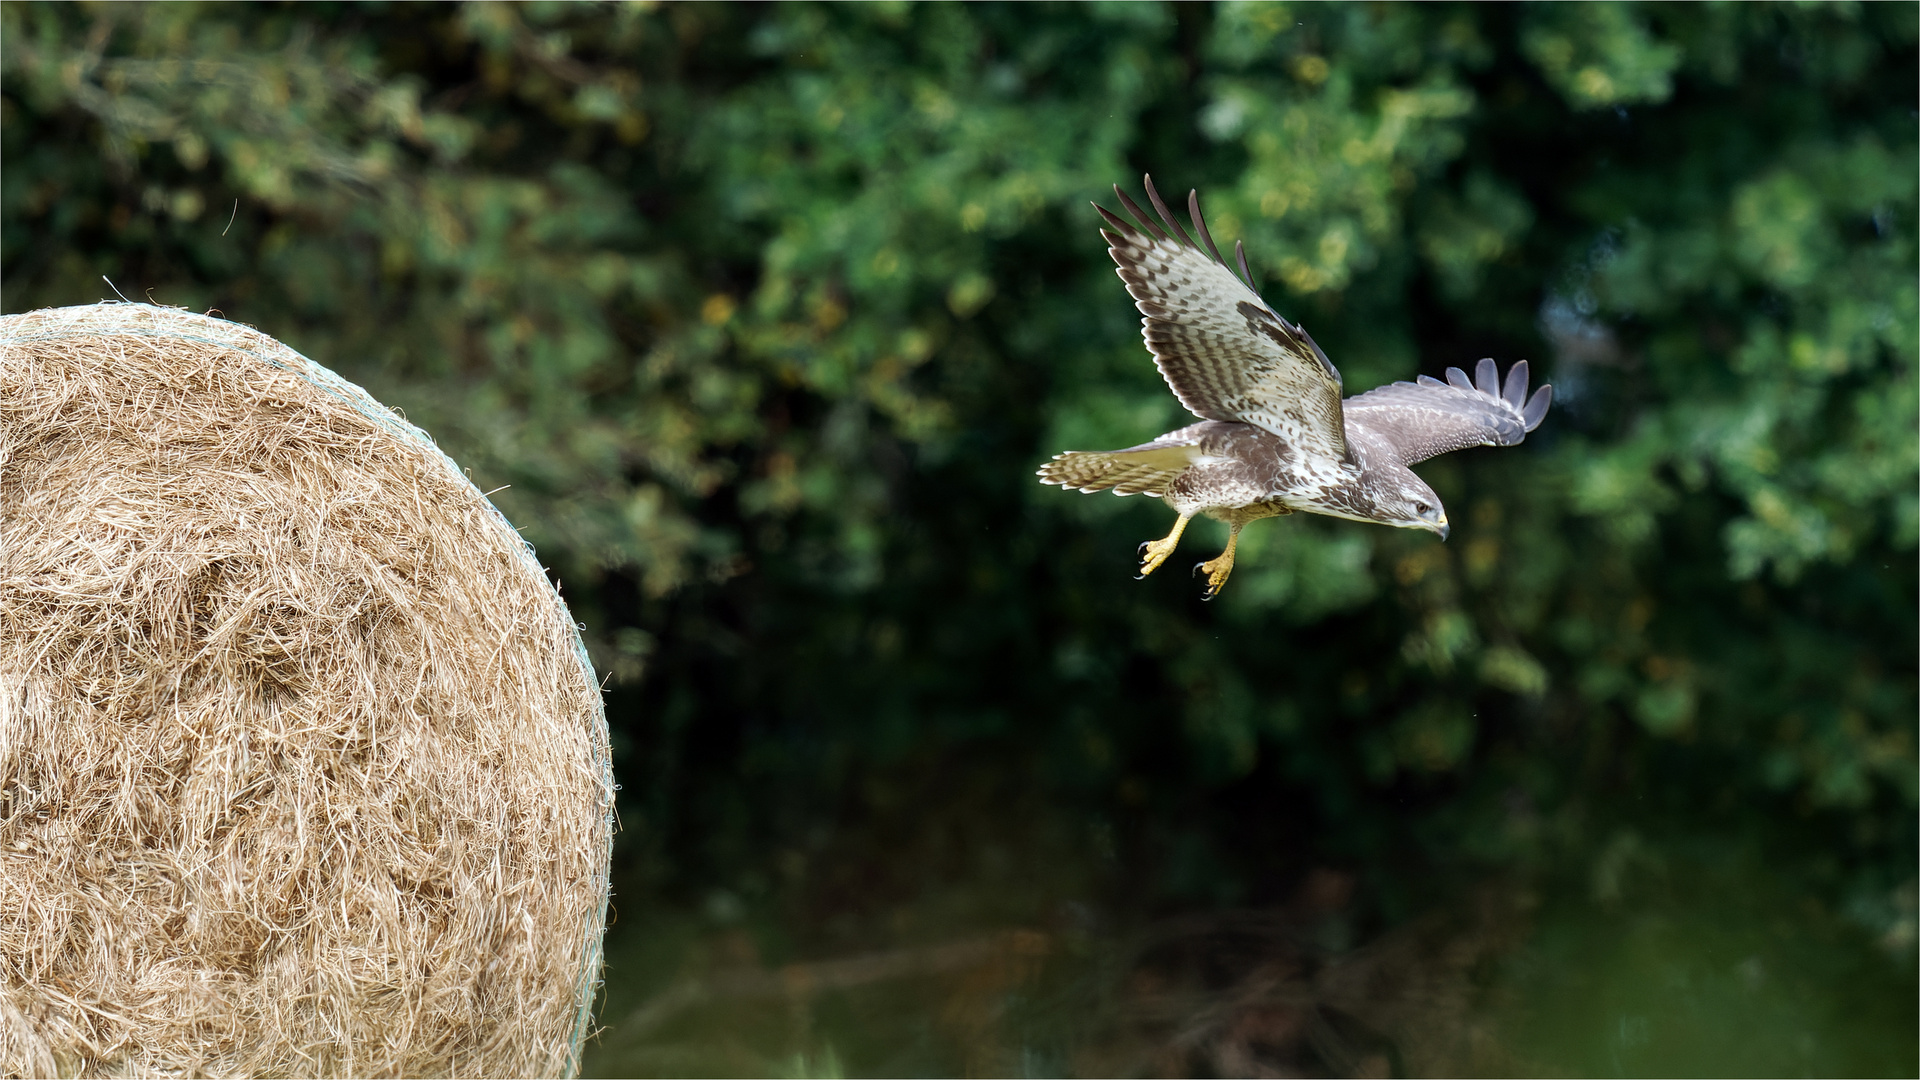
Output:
top-left (1094, 176), bottom-right (1351, 466)
top-left (1040, 174), bottom-right (1553, 596)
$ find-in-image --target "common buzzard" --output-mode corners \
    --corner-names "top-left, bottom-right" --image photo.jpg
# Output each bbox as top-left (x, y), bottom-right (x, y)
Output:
top-left (1039, 177), bottom-right (1552, 598)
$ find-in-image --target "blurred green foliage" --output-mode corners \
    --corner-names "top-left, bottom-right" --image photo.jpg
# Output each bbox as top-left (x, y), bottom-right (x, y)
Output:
top-left (4, 2), bottom-right (1914, 1074)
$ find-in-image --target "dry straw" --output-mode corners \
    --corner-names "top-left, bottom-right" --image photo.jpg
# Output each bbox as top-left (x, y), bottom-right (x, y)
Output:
top-left (0, 304), bottom-right (613, 1077)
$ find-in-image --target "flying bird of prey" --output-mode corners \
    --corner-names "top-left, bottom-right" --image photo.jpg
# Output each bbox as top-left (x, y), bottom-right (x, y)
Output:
top-left (1039, 176), bottom-right (1552, 599)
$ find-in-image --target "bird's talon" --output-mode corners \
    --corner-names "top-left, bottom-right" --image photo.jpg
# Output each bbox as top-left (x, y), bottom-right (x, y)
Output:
top-left (1195, 531), bottom-right (1240, 598)
top-left (1135, 514), bottom-right (1192, 578)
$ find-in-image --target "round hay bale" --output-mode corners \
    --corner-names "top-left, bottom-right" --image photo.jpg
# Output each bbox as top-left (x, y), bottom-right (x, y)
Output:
top-left (0, 304), bottom-right (613, 1077)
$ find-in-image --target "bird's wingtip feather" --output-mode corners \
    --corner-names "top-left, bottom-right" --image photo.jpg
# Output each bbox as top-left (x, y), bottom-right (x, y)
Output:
top-left (1523, 384), bottom-right (1553, 430)
top-left (1502, 360), bottom-right (1530, 408)
top-left (1475, 357), bottom-right (1499, 395)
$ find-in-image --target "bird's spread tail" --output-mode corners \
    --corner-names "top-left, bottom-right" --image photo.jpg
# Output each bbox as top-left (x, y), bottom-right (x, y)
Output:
top-left (1037, 442), bottom-right (1200, 496)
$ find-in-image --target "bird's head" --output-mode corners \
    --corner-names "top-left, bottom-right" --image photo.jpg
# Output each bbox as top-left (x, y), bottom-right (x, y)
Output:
top-left (1384, 478), bottom-right (1450, 540)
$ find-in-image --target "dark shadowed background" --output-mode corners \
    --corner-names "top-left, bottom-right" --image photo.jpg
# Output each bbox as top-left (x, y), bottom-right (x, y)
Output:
top-left (4, 2), bottom-right (1915, 1075)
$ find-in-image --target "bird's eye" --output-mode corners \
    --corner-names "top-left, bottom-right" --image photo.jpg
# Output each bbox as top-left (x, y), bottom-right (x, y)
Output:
top-left (1414, 502), bottom-right (1431, 516)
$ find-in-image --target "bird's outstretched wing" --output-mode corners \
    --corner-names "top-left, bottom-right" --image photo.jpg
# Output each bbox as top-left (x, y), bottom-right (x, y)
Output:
top-left (1100, 176), bottom-right (1351, 466)
top-left (1342, 358), bottom-right (1552, 466)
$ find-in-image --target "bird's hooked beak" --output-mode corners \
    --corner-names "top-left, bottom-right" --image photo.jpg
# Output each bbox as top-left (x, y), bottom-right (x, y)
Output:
top-left (1434, 518), bottom-right (1450, 541)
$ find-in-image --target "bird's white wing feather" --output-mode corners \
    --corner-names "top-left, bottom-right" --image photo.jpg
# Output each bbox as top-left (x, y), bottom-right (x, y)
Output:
top-left (1343, 358), bottom-right (1553, 466)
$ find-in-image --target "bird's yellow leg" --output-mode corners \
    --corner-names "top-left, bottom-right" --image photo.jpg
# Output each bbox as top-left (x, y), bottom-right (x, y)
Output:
top-left (1136, 512), bottom-right (1193, 579)
top-left (1196, 524), bottom-right (1243, 600)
